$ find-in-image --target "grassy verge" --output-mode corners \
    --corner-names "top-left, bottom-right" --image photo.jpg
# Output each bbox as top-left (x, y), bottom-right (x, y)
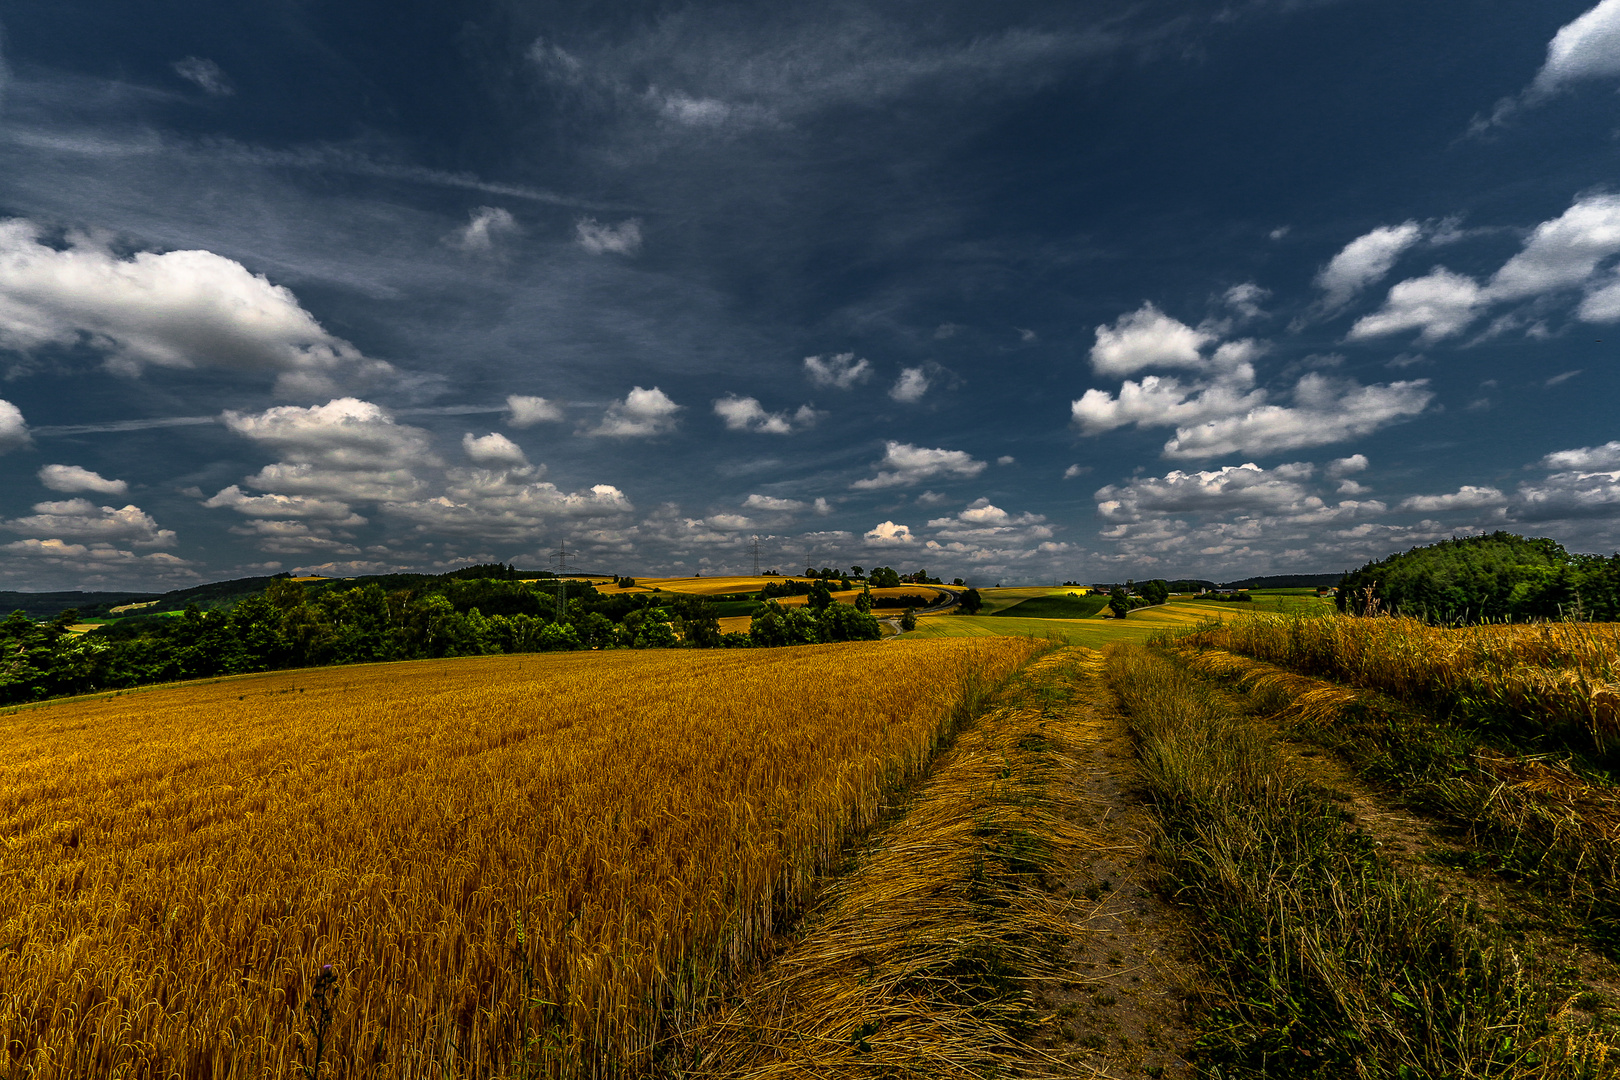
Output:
top-left (1105, 643), bottom-right (1614, 1078)
top-left (1176, 645), bottom-right (1620, 964)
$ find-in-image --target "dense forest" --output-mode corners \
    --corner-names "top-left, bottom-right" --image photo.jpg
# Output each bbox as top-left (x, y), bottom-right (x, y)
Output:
top-left (0, 568), bottom-right (887, 706)
top-left (1337, 532), bottom-right (1620, 622)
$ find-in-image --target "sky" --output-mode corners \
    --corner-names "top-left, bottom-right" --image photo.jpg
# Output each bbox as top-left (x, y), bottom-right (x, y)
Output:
top-left (2, 0), bottom-right (1620, 590)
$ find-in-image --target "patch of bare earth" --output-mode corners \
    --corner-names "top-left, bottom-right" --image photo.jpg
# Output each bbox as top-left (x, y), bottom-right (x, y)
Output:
top-left (1024, 650), bottom-right (1201, 1079)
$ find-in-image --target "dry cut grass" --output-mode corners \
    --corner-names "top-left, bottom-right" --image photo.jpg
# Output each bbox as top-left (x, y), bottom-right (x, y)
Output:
top-left (0, 637), bottom-right (1044, 1078)
top-left (1177, 613), bottom-right (1620, 756)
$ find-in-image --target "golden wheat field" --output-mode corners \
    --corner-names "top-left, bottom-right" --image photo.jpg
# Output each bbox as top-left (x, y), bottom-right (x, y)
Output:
top-left (1176, 612), bottom-right (1620, 753)
top-left (0, 637), bottom-right (1043, 1079)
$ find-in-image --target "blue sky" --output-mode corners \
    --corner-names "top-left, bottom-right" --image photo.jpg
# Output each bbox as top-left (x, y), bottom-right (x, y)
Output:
top-left (2, 0), bottom-right (1620, 589)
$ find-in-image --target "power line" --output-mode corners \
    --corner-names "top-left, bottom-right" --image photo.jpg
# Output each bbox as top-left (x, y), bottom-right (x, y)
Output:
top-left (550, 541), bottom-right (571, 610)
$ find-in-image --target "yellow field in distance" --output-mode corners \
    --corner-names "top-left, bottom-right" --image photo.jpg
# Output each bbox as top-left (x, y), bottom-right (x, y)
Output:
top-left (0, 637), bottom-right (1043, 1078)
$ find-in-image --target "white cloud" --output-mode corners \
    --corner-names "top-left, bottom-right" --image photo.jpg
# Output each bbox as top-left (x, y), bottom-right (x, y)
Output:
top-left (202, 485), bottom-right (368, 524)
top-left (1350, 195), bottom-right (1620, 340)
top-left (1531, 0), bottom-right (1620, 95)
top-left (889, 366), bottom-right (930, 403)
top-left (1486, 193), bottom-right (1620, 302)
top-left (1095, 463), bottom-right (1323, 522)
top-left (38, 464), bottom-right (126, 495)
top-left (851, 440), bottom-right (988, 489)
top-left (1163, 375), bottom-right (1432, 459)
top-left (1397, 486), bottom-right (1506, 512)
top-left (1224, 282), bottom-right (1270, 319)
top-left (1089, 303), bottom-right (1214, 376)
top-left (705, 513), bottom-right (755, 531)
top-left (714, 395), bottom-right (817, 434)
top-left (0, 398), bottom-right (30, 453)
top-left (1579, 275), bottom-right (1620, 321)
top-left (575, 217), bottom-right (643, 255)
top-left (589, 386), bottom-right (680, 437)
top-left (804, 352), bottom-right (871, 389)
top-left (227, 519), bottom-right (361, 556)
top-left (1541, 441), bottom-right (1620, 470)
top-left (224, 398), bottom-right (437, 471)
top-left (997, 455), bottom-right (1015, 466)
top-left (1348, 269), bottom-right (1485, 343)
top-left (743, 494), bottom-right (805, 512)
top-left (172, 56), bottom-right (233, 95)
top-left (1062, 464), bottom-right (1089, 480)
top-left (1315, 222), bottom-right (1423, 311)
top-left (864, 520), bottom-right (915, 545)
top-left (0, 538), bottom-right (193, 582)
top-left (462, 432), bottom-right (528, 466)
top-left (1513, 468), bottom-right (1620, 522)
top-left (1071, 371), bottom-right (1267, 436)
top-left (448, 207), bottom-right (519, 253)
top-left (1327, 454), bottom-right (1369, 477)
top-left (506, 395), bottom-right (565, 427)
top-left (385, 471), bottom-right (634, 541)
top-left (814, 497), bottom-right (832, 515)
top-left (4, 498), bottom-right (176, 547)
top-left (0, 221), bottom-right (390, 397)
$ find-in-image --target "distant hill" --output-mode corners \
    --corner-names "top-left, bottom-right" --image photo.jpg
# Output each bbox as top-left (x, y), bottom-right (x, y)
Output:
top-left (0, 590), bottom-right (160, 620)
top-left (1220, 574), bottom-right (1345, 590)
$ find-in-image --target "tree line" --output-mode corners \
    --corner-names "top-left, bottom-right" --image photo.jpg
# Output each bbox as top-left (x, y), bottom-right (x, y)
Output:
top-left (0, 573), bottom-right (884, 706)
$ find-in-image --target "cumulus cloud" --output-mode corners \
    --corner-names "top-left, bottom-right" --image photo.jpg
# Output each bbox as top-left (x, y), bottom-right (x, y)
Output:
top-left (1531, 0), bottom-right (1620, 96)
top-left (1351, 194), bottom-right (1620, 341)
top-left (220, 398), bottom-right (437, 507)
top-left (447, 207), bottom-right (519, 253)
top-left (172, 56), bottom-right (233, 95)
top-left (506, 395), bottom-right (565, 426)
top-left (38, 464), bottom-right (126, 495)
top-left (590, 386), bottom-right (681, 437)
top-left (462, 432), bottom-right (528, 466)
top-left (1542, 440), bottom-right (1620, 470)
top-left (1163, 375), bottom-right (1431, 459)
top-left (0, 398), bottom-right (30, 453)
top-left (1348, 269), bottom-right (1484, 343)
top-left (0, 538), bottom-right (193, 584)
top-left (1095, 463), bottom-right (1323, 522)
top-left (743, 494), bottom-right (805, 512)
top-left (1089, 303), bottom-right (1214, 376)
top-left (1488, 193), bottom-right (1620, 302)
top-left (1315, 222), bottom-right (1423, 311)
top-left (227, 519), bottom-right (361, 556)
top-left (4, 498), bottom-right (176, 547)
top-left (926, 498), bottom-right (1052, 544)
top-left (864, 520), bottom-right (915, 545)
top-left (1397, 486), bottom-right (1507, 512)
top-left (851, 441), bottom-right (988, 489)
top-left (202, 485), bottom-right (368, 524)
top-left (1063, 464), bottom-right (1089, 480)
top-left (714, 395), bottom-right (818, 434)
top-left (575, 217), bottom-right (643, 255)
top-left (804, 352), bottom-right (872, 389)
top-left (387, 471), bottom-right (633, 542)
top-left (889, 366), bottom-right (930, 403)
top-left (1327, 454), bottom-right (1370, 478)
top-left (0, 221), bottom-right (390, 397)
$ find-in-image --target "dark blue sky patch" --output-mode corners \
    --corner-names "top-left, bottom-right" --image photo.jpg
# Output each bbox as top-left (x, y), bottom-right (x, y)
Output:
top-left (1, 0), bottom-right (1618, 588)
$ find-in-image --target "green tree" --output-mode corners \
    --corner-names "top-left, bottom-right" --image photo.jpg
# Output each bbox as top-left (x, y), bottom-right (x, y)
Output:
top-left (899, 607), bottom-right (917, 632)
top-left (855, 585), bottom-right (874, 613)
top-left (1108, 588), bottom-right (1129, 619)
top-left (959, 588), bottom-right (983, 615)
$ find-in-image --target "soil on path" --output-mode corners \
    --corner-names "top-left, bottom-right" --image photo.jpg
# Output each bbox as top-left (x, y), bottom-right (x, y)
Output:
top-left (1021, 649), bottom-right (1203, 1079)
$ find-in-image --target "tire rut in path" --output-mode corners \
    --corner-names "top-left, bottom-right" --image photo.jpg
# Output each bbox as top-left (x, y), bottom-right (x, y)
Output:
top-left (1022, 649), bottom-right (1201, 1079)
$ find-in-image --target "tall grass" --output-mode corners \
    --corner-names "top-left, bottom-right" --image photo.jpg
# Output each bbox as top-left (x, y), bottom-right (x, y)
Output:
top-left (1178, 613), bottom-right (1620, 758)
top-left (0, 638), bottom-right (1045, 1078)
top-left (1105, 643), bottom-right (1611, 1078)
